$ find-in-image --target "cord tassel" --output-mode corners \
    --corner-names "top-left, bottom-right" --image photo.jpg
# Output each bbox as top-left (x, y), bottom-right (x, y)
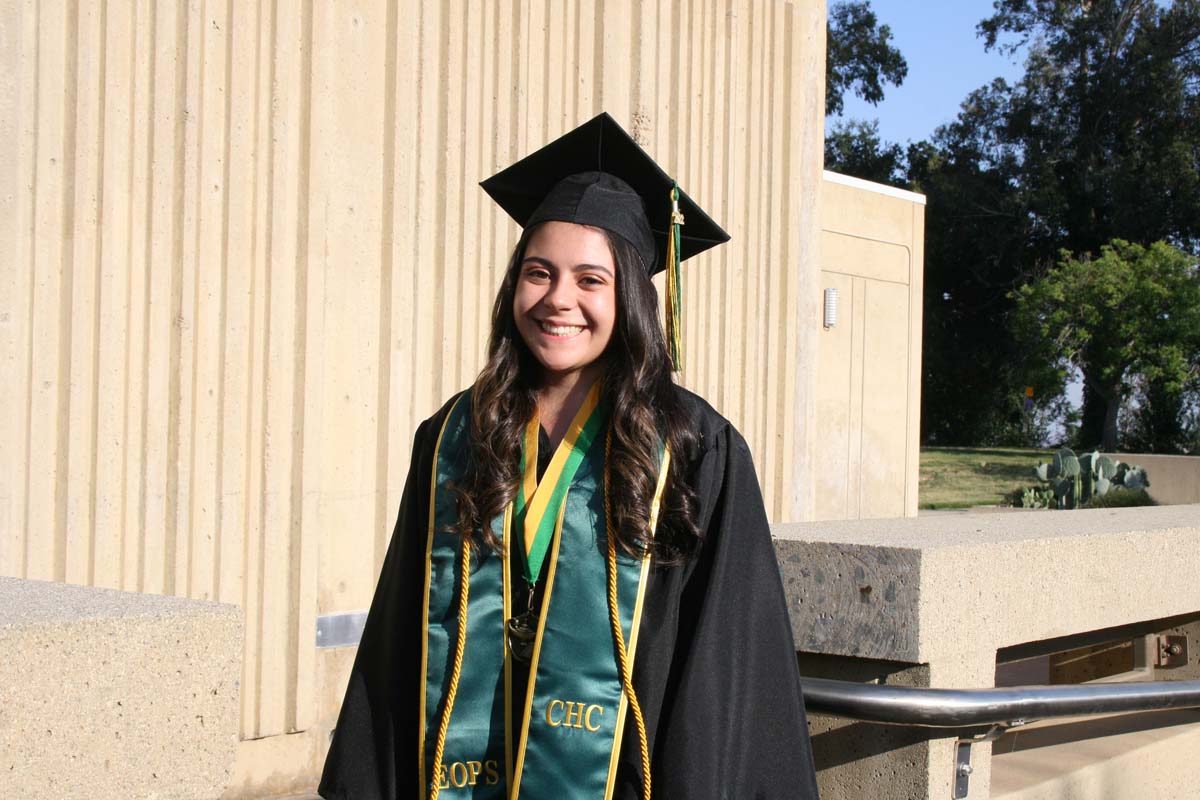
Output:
top-left (665, 184), bottom-right (684, 372)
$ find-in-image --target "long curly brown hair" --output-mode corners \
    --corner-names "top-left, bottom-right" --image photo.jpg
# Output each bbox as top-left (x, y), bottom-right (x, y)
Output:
top-left (452, 223), bottom-right (702, 560)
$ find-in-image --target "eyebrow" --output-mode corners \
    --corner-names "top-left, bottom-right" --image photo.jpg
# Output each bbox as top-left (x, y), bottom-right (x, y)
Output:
top-left (521, 256), bottom-right (614, 277)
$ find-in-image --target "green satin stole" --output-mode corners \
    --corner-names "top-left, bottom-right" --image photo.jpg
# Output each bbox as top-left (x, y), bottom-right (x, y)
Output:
top-left (419, 386), bottom-right (668, 798)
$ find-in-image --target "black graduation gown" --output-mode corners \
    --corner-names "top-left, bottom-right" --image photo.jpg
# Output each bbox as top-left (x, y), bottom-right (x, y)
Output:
top-left (319, 390), bottom-right (820, 799)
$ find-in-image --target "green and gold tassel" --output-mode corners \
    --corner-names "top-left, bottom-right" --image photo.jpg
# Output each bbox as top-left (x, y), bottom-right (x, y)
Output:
top-left (666, 183), bottom-right (685, 372)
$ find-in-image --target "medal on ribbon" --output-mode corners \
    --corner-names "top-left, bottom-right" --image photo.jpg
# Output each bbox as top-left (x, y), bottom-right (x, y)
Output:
top-left (507, 383), bottom-right (607, 662)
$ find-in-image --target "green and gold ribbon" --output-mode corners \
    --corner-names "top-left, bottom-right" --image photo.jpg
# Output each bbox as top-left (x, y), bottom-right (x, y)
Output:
top-left (513, 381), bottom-right (607, 585)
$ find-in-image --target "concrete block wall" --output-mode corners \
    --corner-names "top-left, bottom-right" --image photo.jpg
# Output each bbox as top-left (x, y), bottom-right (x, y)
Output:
top-left (0, 577), bottom-right (242, 799)
top-left (776, 505), bottom-right (1200, 800)
top-left (1118, 453), bottom-right (1200, 506)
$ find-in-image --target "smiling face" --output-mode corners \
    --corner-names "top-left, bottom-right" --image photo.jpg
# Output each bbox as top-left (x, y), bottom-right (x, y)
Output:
top-left (513, 221), bottom-right (618, 385)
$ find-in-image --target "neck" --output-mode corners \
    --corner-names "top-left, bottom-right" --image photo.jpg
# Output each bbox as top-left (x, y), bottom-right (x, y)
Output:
top-left (536, 364), bottom-right (602, 447)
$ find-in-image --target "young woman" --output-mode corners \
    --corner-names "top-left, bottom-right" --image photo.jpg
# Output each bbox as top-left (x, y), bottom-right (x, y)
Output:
top-left (319, 114), bottom-right (819, 800)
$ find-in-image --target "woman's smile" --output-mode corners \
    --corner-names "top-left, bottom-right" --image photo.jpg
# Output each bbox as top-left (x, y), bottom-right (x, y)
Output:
top-left (537, 321), bottom-right (586, 337)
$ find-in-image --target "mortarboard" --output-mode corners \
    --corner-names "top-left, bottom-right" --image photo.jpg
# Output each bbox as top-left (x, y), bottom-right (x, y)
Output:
top-left (480, 112), bottom-right (730, 370)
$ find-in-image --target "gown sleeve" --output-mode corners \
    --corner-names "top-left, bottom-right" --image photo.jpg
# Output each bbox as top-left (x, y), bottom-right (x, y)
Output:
top-left (318, 414), bottom-right (440, 800)
top-left (646, 422), bottom-right (820, 800)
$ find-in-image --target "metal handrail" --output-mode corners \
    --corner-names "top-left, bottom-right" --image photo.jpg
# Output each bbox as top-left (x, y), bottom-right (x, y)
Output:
top-left (802, 676), bottom-right (1200, 729)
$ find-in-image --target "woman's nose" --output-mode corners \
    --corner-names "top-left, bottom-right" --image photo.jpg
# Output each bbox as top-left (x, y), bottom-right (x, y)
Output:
top-left (542, 278), bottom-right (575, 310)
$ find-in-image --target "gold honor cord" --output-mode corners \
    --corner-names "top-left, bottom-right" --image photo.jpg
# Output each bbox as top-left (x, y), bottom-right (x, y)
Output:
top-left (604, 428), bottom-right (668, 800)
top-left (427, 536), bottom-right (471, 800)
top-left (418, 403), bottom-right (461, 797)
top-left (501, 504), bottom-right (515, 793)
top-left (603, 433), bottom-right (650, 800)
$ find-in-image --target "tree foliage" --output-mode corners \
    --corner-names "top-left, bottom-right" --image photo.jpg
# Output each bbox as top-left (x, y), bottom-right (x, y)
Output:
top-left (978, 0), bottom-right (1200, 256)
top-left (1011, 240), bottom-right (1200, 450)
top-left (906, 81), bottom-right (1053, 446)
top-left (826, 1), bottom-right (908, 116)
top-left (824, 119), bottom-right (906, 185)
top-left (917, 0), bottom-right (1200, 449)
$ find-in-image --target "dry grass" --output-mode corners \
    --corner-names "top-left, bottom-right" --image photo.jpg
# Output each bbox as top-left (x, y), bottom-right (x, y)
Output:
top-left (919, 446), bottom-right (1052, 509)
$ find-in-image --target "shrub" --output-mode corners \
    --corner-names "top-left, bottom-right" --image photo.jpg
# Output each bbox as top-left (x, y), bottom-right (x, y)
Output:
top-left (1083, 488), bottom-right (1157, 509)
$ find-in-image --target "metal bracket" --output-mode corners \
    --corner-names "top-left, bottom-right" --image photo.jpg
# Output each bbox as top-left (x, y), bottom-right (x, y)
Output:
top-left (316, 611), bottom-right (369, 648)
top-left (1155, 634), bottom-right (1189, 668)
top-left (952, 740), bottom-right (973, 799)
top-left (953, 723), bottom-right (1020, 798)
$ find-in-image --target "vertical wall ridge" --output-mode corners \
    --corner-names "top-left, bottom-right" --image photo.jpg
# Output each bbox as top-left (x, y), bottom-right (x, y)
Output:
top-left (734, 0), bottom-right (753, 470)
top-left (433, 1), bottom-right (450, 402)
top-left (19, 1), bottom-right (43, 580)
top-left (134, 0), bottom-right (155, 594)
top-left (285, 0), bottom-right (315, 733)
top-left (182, 0), bottom-right (205, 601)
top-left (54, 0), bottom-right (81, 583)
top-left (83, 0), bottom-right (109, 588)
top-left (374, 0), bottom-right (399, 574)
top-left (163, 0), bottom-right (189, 597)
top-left (251, 0), bottom-right (280, 737)
top-left (118, 0), bottom-right (140, 592)
top-left (235, 0), bottom-right (265, 738)
top-left (408, 0), bottom-right (426, 423)
top-left (212, 0), bottom-right (235, 604)
top-left (766, 0), bottom-right (783, 511)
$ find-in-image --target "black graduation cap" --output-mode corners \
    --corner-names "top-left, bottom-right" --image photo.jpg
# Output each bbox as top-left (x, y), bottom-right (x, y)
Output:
top-left (480, 112), bottom-right (730, 276)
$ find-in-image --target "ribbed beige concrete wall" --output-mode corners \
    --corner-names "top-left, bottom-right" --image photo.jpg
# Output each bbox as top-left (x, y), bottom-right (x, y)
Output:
top-left (0, 0), bottom-right (825, 791)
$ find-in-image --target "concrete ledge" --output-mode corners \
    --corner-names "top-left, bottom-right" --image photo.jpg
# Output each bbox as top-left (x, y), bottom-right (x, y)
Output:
top-left (0, 577), bottom-right (242, 799)
top-left (775, 505), bottom-right (1200, 666)
top-left (774, 505), bottom-right (1200, 800)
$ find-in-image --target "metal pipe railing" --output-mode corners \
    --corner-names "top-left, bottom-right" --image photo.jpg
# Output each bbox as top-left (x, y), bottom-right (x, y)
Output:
top-left (802, 676), bottom-right (1200, 729)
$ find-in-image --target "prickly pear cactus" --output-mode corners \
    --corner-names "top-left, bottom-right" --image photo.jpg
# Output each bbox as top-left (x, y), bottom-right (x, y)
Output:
top-left (1054, 448), bottom-right (1081, 478)
top-left (1023, 450), bottom-right (1150, 510)
top-left (1020, 487), bottom-right (1055, 509)
top-left (1078, 451), bottom-right (1098, 503)
top-left (1123, 467), bottom-right (1149, 491)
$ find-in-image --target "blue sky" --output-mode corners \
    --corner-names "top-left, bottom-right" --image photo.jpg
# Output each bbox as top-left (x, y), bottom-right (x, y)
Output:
top-left (833, 0), bottom-right (1026, 145)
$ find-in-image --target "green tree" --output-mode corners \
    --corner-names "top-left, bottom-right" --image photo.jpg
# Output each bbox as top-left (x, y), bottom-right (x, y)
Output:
top-left (826, 1), bottom-right (908, 116)
top-left (824, 119), bottom-right (906, 185)
top-left (919, 0), bottom-right (1200, 447)
top-left (1011, 240), bottom-right (1200, 451)
top-left (1120, 377), bottom-right (1200, 453)
top-left (978, 0), bottom-right (1200, 256)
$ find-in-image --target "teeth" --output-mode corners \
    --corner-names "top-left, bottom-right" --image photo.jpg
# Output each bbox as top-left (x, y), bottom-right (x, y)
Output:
top-left (540, 322), bottom-right (584, 336)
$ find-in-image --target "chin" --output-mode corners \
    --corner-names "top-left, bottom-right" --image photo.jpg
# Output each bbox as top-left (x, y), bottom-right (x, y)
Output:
top-left (537, 359), bottom-right (586, 377)
top-left (533, 354), bottom-right (603, 382)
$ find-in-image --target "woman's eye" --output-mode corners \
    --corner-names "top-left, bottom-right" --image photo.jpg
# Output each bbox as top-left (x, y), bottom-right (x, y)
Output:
top-left (580, 275), bottom-right (606, 287)
top-left (524, 268), bottom-right (551, 282)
